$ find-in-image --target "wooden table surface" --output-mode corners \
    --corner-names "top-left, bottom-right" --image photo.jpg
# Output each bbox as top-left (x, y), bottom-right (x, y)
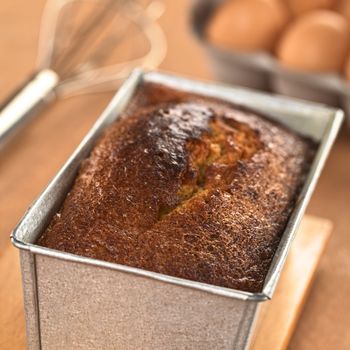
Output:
top-left (0, 1), bottom-right (350, 349)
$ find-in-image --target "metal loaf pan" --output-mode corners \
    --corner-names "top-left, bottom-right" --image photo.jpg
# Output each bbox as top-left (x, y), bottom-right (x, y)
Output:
top-left (11, 70), bottom-right (343, 350)
top-left (191, 0), bottom-right (350, 126)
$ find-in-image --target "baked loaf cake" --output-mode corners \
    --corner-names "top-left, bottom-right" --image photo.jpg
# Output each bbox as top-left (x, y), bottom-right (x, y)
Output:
top-left (38, 83), bottom-right (315, 292)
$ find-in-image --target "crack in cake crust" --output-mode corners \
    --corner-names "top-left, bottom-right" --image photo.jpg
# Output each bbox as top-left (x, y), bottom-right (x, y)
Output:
top-left (159, 115), bottom-right (263, 221)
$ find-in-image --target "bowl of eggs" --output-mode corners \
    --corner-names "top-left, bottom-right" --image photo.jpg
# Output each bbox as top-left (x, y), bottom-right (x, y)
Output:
top-left (191, 0), bottom-right (350, 123)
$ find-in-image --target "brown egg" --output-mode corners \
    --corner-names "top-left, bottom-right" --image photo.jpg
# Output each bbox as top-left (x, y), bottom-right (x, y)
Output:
top-left (277, 10), bottom-right (350, 72)
top-left (336, 0), bottom-right (350, 25)
top-left (206, 0), bottom-right (290, 52)
top-left (286, 0), bottom-right (337, 15)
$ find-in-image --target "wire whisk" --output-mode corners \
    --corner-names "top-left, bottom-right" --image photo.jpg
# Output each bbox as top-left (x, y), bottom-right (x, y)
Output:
top-left (0, 0), bottom-right (167, 144)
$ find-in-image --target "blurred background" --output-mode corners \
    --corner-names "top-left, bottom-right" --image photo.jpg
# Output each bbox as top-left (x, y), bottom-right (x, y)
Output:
top-left (0, 0), bottom-right (349, 349)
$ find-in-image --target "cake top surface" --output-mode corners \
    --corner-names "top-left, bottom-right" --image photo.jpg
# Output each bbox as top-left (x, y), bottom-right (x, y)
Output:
top-left (38, 83), bottom-right (315, 292)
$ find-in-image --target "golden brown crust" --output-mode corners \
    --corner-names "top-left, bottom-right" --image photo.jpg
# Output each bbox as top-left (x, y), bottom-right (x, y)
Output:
top-left (38, 83), bottom-right (316, 292)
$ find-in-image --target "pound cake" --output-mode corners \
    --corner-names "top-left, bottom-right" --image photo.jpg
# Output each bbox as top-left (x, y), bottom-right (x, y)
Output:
top-left (38, 83), bottom-right (315, 293)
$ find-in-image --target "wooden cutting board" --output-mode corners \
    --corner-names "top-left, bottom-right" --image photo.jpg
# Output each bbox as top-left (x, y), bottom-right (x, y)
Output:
top-left (251, 216), bottom-right (332, 350)
top-left (0, 215), bottom-right (332, 350)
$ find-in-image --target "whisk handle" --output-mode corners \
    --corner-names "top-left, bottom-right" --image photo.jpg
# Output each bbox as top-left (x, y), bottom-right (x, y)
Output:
top-left (0, 69), bottom-right (59, 145)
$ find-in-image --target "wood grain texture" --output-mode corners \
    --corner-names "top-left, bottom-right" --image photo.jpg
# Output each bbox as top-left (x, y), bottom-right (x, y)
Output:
top-left (0, 245), bottom-right (26, 350)
top-left (251, 217), bottom-right (332, 350)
